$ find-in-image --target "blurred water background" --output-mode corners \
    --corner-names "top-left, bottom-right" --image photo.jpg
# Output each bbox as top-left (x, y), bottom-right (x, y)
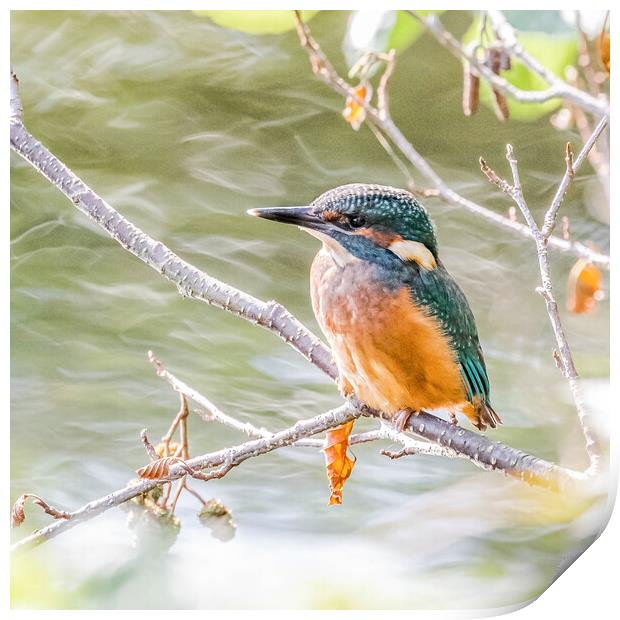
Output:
top-left (10, 10), bottom-right (610, 610)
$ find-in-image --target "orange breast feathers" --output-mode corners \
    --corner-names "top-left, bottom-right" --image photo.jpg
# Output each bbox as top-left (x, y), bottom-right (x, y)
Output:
top-left (310, 251), bottom-right (466, 416)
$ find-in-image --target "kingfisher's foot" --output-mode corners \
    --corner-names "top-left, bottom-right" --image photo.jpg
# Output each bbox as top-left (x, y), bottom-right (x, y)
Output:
top-left (449, 410), bottom-right (459, 426)
top-left (392, 409), bottom-right (417, 433)
top-left (337, 376), bottom-right (355, 400)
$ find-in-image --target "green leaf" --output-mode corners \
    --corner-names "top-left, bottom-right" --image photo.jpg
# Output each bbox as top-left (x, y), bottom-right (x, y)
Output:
top-left (463, 17), bottom-right (578, 121)
top-left (194, 10), bottom-right (318, 35)
top-left (388, 11), bottom-right (444, 53)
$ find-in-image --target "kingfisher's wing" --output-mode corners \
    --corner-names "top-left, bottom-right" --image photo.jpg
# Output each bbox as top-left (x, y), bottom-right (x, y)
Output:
top-left (405, 261), bottom-right (497, 424)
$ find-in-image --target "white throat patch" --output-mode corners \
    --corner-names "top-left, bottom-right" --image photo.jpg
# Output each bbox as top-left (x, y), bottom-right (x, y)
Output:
top-left (301, 228), bottom-right (358, 268)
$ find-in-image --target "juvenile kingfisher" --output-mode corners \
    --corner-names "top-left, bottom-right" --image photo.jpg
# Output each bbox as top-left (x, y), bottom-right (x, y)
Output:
top-left (248, 184), bottom-right (501, 432)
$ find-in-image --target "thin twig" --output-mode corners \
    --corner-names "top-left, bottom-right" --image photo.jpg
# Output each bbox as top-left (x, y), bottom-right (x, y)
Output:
top-left (161, 392), bottom-right (190, 457)
top-left (367, 121), bottom-right (416, 190)
top-left (376, 48), bottom-right (396, 121)
top-left (149, 350), bottom-right (320, 447)
top-left (140, 429), bottom-right (159, 462)
top-left (169, 478), bottom-right (186, 514)
top-left (541, 115), bottom-right (608, 239)
top-left (479, 156), bottom-right (516, 197)
top-left (11, 493), bottom-right (71, 528)
top-left (183, 482), bottom-right (208, 506)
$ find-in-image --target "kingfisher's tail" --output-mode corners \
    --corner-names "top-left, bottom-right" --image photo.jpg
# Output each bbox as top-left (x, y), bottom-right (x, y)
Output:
top-left (478, 399), bottom-right (502, 430)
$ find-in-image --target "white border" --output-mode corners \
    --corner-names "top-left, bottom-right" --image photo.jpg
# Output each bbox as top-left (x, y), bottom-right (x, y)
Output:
top-left (5, 2), bottom-right (616, 617)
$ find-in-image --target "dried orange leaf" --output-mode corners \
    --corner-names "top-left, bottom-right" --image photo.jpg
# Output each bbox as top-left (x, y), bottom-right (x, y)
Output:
top-left (11, 493), bottom-right (70, 527)
top-left (322, 421), bottom-right (356, 505)
top-left (598, 29), bottom-right (610, 75)
top-left (567, 258), bottom-right (602, 314)
top-left (137, 456), bottom-right (179, 480)
top-left (342, 82), bottom-right (372, 131)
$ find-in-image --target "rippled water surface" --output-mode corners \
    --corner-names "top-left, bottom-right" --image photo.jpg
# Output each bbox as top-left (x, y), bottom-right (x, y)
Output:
top-left (11, 10), bottom-right (610, 610)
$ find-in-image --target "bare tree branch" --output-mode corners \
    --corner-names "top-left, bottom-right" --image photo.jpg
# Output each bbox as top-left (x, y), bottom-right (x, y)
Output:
top-left (292, 15), bottom-right (609, 268)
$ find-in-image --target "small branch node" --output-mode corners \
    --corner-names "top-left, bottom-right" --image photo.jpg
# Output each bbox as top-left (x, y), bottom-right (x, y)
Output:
top-left (565, 142), bottom-right (575, 178)
top-left (380, 448), bottom-right (411, 460)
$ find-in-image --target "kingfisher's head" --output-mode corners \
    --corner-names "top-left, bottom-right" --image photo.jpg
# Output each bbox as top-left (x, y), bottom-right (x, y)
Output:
top-left (248, 183), bottom-right (438, 269)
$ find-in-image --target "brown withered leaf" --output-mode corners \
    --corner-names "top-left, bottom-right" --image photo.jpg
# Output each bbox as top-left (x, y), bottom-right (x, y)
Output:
top-left (11, 493), bottom-right (71, 527)
top-left (567, 258), bottom-right (602, 314)
top-left (136, 456), bottom-right (179, 480)
top-left (11, 495), bottom-right (26, 527)
top-left (342, 82), bottom-right (372, 131)
top-left (322, 421), bottom-right (356, 505)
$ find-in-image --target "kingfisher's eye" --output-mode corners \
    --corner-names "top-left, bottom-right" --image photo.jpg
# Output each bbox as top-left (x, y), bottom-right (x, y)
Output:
top-left (349, 215), bottom-right (366, 228)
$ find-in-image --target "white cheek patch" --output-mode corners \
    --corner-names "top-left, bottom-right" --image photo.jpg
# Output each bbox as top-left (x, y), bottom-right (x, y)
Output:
top-left (389, 240), bottom-right (436, 270)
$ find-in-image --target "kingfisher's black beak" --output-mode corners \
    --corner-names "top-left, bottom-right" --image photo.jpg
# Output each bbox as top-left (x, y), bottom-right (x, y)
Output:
top-left (247, 206), bottom-right (325, 231)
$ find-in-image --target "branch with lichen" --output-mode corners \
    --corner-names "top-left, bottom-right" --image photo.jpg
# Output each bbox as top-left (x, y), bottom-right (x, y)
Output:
top-left (9, 66), bottom-right (604, 551)
top-left (293, 12), bottom-right (609, 268)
